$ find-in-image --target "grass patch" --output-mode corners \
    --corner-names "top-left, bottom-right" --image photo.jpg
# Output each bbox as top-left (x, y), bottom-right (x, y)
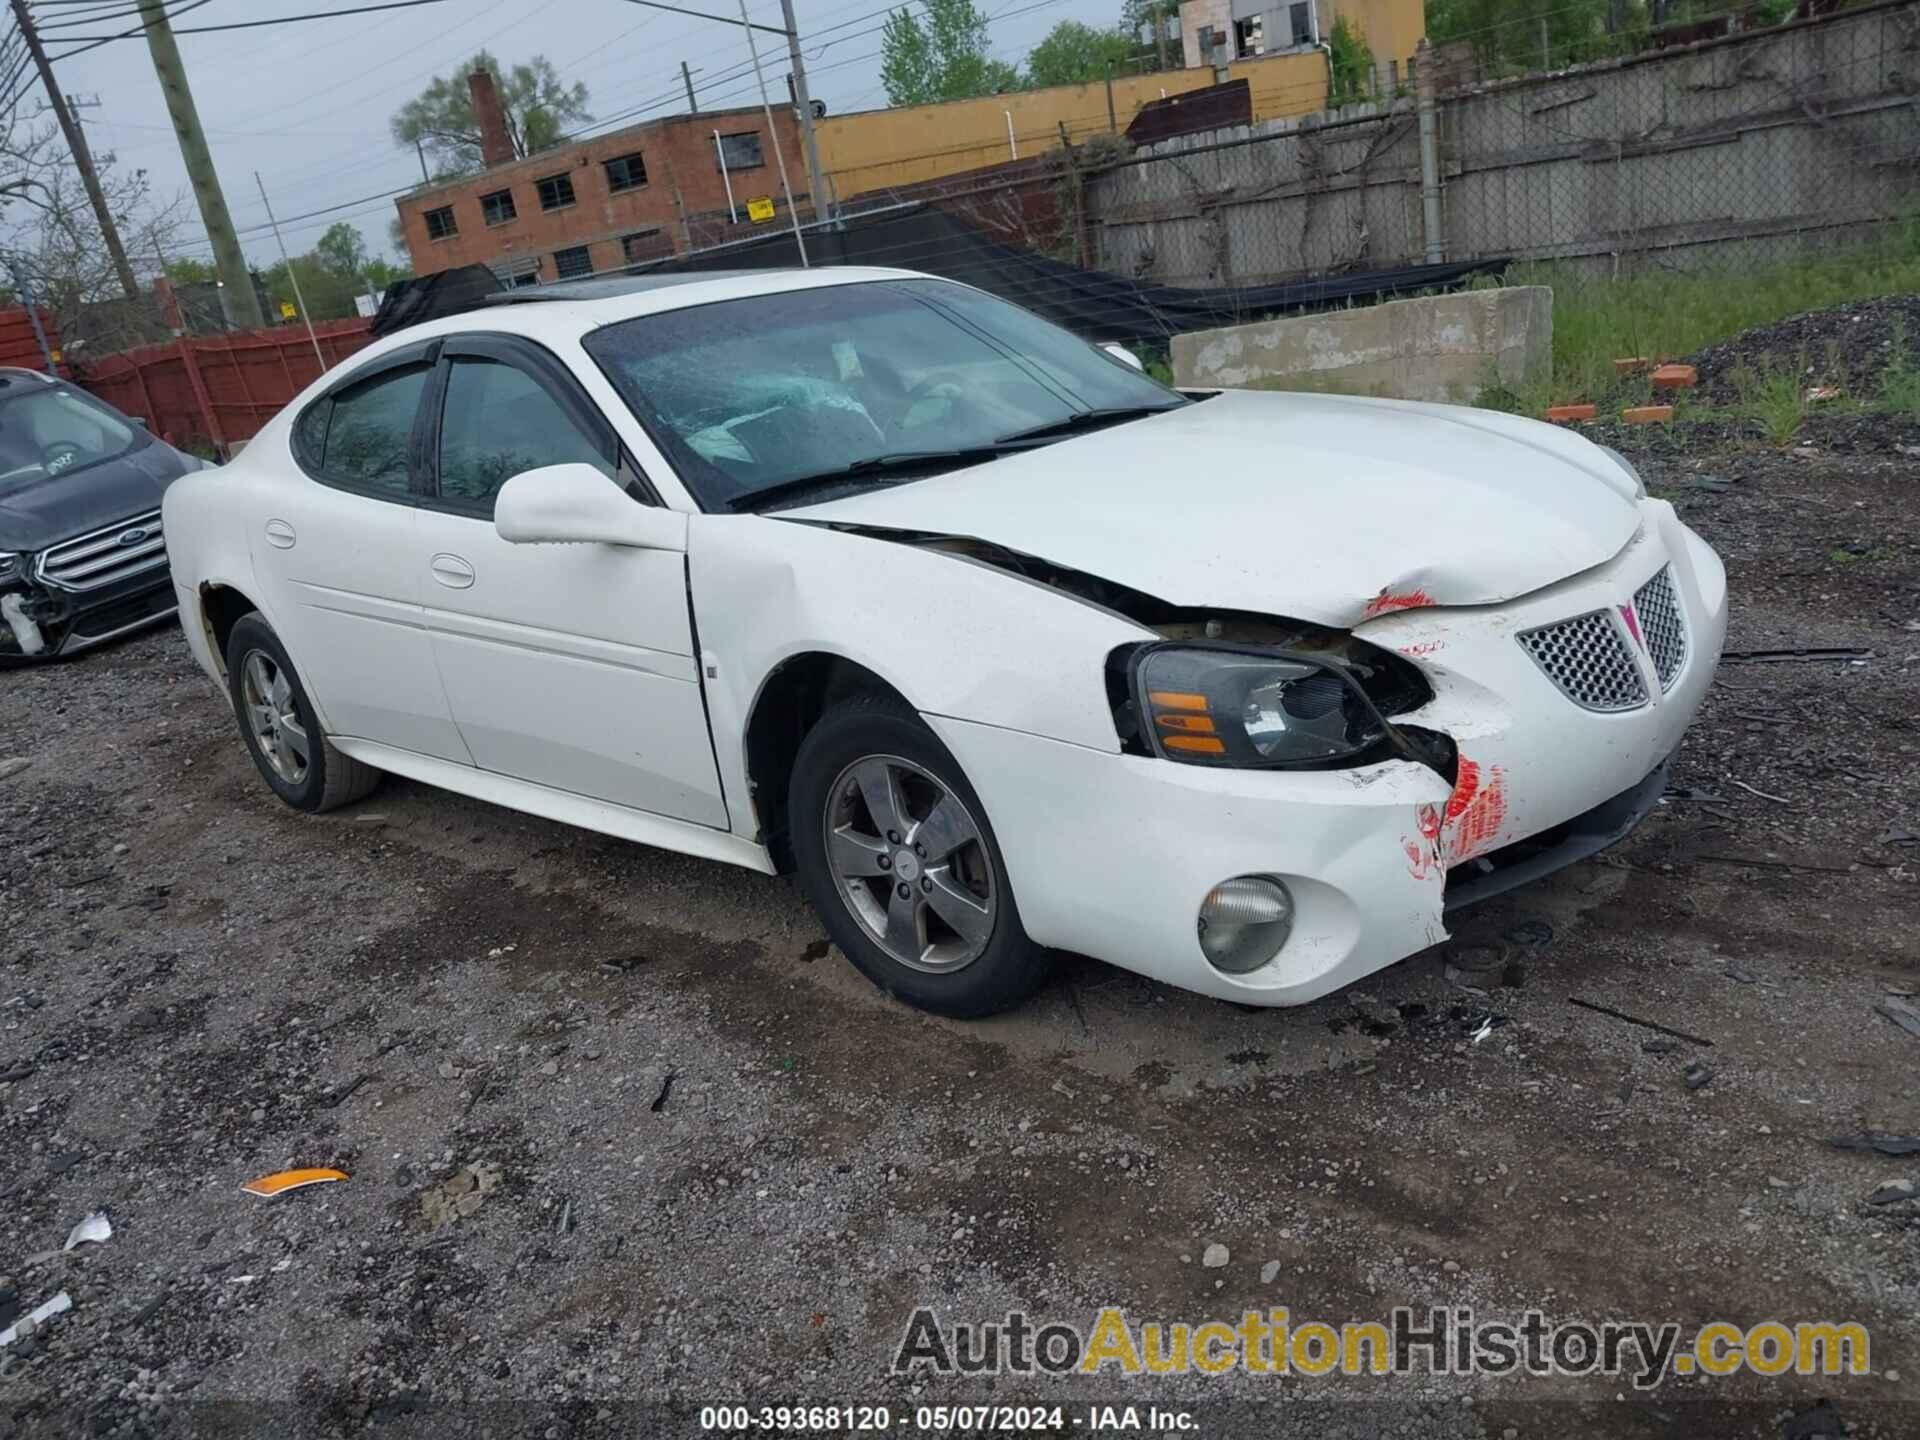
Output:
top-left (1730, 357), bottom-right (1809, 447)
top-left (1878, 321), bottom-right (1920, 416)
top-left (1498, 222), bottom-right (1920, 404)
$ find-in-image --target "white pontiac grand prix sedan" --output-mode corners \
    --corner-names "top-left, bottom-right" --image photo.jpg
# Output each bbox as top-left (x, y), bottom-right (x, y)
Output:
top-left (163, 268), bottom-right (1726, 1017)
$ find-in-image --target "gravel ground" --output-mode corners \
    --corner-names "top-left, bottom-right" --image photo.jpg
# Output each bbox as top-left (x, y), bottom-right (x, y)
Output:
top-left (2, 415), bottom-right (1918, 1440)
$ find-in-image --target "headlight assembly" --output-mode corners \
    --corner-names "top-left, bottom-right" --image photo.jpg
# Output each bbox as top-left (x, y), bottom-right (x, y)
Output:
top-left (1598, 444), bottom-right (1648, 500)
top-left (1131, 643), bottom-right (1392, 768)
top-left (0, 552), bottom-right (18, 583)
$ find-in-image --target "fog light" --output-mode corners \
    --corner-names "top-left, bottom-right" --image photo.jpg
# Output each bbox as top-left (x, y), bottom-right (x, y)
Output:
top-left (1197, 876), bottom-right (1294, 974)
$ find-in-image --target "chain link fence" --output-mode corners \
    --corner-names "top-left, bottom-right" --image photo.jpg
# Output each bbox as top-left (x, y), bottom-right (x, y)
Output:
top-left (1087, 0), bottom-right (1920, 290)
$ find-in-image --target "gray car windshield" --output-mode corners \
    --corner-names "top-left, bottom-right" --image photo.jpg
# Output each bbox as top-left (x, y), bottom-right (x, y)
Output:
top-left (0, 383), bottom-right (140, 491)
top-left (583, 279), bottom-right (1183, 511)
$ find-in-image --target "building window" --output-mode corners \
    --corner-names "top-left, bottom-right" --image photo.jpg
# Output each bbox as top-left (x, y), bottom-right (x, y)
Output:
top-left (1234, 15), bottom-right (1264, 57)
top-left (603, 152), bottom-right (648, 193)
top-left (423, 206), bottom-right (457, 241)
top-left (553, 245), bottom-right (593, 280)
top-left (716, 131), bottom-right (763, 170)
top-left (480, 188), bottom-right (517, 226)
top-left (1288, 2), bottom-right (1313, 46)
top-left (535, 172), bottom-right (576, 211)
top-left (620, 229), bottom-right (671, 265)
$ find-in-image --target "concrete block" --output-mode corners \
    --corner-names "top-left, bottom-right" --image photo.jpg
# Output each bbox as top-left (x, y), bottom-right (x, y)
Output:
top-left (1170, 286), bottom-right (1552, 404)
top-left (1545, 403), bottom-right (1597, 422)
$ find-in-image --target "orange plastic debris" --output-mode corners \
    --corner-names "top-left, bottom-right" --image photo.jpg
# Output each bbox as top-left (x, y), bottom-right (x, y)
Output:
top-left (1650, 364), bottom-right (1697, 390)
top-left (1545, 403), bottom-right (1597, 422)
top-left (241, 1167), bottom-right (349, 1198)
top-left (1613, 357), bottom-right (1651, 375)
top-left (1621, 404), bottom-right (1674, 424)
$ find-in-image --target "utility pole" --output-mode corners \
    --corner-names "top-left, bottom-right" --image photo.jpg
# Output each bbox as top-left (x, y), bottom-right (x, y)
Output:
top-left (11, 0), bottom-right (140, 300)
top-left (1152, 2), bottom-right (1169, 70)
top-left (736, 0), bottom-right (806, 265)
top-left (681, 59), bottom-right (698, 112)
top-left (255, 173), bottom-right (325, 371)
top-left (3, 256), bottom-right (57, 373)
top-left (414, 139), bottom-right (429, 183)
top-left (140, 0), bottom-right (264, 328)
top-left (777, 0), bottom-right (827, 223)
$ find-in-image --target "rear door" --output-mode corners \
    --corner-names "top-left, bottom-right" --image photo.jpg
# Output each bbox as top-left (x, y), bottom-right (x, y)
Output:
top-left (250, 342), bottom-right (473, 763)
top-left (410, 333), bottom-right (727, 827)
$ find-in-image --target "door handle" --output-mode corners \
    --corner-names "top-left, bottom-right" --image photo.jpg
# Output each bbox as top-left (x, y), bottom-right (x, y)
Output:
top-left (430, 553), bottom-right (476, 589)
top-left (264, 519), bottom-right (296, 549)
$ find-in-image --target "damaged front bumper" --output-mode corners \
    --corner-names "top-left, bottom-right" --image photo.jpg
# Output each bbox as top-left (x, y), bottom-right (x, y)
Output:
top-left (924, 501), bottom-right (1727, 1007)
top-left (0, 563), bottom-right (178, 661)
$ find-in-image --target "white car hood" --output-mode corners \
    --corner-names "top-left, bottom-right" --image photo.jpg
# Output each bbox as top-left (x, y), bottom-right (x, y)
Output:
top-left (787, 389), bottom-right (1644, 629)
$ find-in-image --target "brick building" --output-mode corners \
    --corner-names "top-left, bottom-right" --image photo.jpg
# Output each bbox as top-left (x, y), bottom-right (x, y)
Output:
top-left (394, 69), bottom-right (809, 284)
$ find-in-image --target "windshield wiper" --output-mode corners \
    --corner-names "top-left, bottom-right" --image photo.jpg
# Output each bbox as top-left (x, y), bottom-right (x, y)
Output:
top-left (993, 404), bottom-right (1182, 446)
top-left (730, 446), bottom-right (1024, 512)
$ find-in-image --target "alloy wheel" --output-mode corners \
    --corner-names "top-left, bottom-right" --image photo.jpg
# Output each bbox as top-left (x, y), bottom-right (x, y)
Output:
top-left (822, 754), bottom-right (995, 973)
top-left (241, 650), bottom-right (310, 786)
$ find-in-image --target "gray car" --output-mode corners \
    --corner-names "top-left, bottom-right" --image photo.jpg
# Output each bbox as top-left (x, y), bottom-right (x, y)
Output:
top-left (0, 367), bottom-right (203, 662)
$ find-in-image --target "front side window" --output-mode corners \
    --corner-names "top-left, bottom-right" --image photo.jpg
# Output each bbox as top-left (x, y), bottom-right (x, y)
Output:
top-left (535, 172), bottom-right (576, 210)
top-left (583, 279), bottom-right (1182, 512)
top-left (0, 383), bottom-right (142, 492)
top-left (435, 359), bottom-right (612, 513)
top-left (480, 189), bottom-right (517, 226)
top-left (313, 365), bottom-right (428, 496)
top-left (424, 205), bottom-right (457, 240)
top-left (604, 152), bottom-right (648, 192)
top-left (717, 132), bottom-right (763, 170)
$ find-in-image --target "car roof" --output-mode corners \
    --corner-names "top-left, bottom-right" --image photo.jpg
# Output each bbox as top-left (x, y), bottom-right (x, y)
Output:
top-left (344, 265), bottom-right (939, 366)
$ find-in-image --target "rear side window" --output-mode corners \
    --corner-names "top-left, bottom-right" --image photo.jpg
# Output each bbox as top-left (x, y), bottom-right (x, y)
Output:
top-left (304, 364), bottom-right (428, 496)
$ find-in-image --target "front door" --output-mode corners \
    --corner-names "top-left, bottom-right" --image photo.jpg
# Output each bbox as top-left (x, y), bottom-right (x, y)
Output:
top-left (411, 334), bottom-right (727, 828)
top-left (250, 347), bottom-right (473, 763)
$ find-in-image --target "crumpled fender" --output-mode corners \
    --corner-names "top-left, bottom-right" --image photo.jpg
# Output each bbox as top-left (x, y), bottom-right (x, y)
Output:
top-left (688, 513), bottom-right (1152, 837)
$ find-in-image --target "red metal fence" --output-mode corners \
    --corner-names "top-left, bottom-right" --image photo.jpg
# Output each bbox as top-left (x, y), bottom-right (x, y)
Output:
top-left (0, 306), bottom-right (59, 372)
top-left (78, 317), bottom-right (375, 455)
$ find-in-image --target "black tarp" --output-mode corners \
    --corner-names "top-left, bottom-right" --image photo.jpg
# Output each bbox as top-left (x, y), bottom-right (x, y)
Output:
top-left (370, 264), bottom-right (504, 337)
top-left (632, 204), bottom-right (1505, 344)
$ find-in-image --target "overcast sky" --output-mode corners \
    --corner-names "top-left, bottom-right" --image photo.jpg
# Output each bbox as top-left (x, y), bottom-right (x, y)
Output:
top-left (40, 0), bottom-right (1124, 271)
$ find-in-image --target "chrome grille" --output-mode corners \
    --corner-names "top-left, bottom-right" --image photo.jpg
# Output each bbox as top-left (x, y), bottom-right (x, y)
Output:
top-left (34, 511), bottom-right (166, 592)
top-left (1518, 609), bottom-right (1649, 712)
top-left (1633, 565), bottom-right (1688, 691)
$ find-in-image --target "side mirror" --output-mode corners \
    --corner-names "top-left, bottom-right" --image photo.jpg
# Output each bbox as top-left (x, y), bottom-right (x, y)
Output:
top-left (1101, 342), bottom-right (1145, 372)
top-left (494, 464), bottom-right (687, 551)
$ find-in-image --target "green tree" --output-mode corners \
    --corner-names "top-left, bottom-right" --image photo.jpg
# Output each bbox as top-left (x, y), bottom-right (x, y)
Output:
top-left (1025, 20), bottom-right (1136, 89)
top-left (1326, 15), bottom-right (1375, 106)
top-left (1428, 0), bottom-right (1624, 71)
top-left (364, 257), bottom-right (412, 292)
top-left (879, 0), bottom-right (1019, 106)
top-left (312, 221), bottom-right (368, 278)
top-left (390, 51), bottom-right (589, 177)
top-left (163, 257), bottom-right (219, 287)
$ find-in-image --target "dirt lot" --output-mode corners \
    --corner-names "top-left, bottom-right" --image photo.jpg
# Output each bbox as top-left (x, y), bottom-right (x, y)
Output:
top-left (2, 407), bottom-right (1918, 1440)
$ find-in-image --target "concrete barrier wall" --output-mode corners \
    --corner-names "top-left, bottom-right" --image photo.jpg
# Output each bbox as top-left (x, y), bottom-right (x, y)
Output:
top-left (1170, 285), bottom-right (1552, 402)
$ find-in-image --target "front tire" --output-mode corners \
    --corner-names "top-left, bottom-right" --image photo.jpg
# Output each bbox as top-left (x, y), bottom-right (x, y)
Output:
top-left (225, 613), bottom-right (380, 813)
top-left (788, 693), bottom-right (1049, 1017)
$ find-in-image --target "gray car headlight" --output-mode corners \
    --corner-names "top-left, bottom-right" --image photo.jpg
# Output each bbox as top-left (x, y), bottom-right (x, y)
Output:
top-left (0, 552), bottom-right (18, 584)
top-left (1598, 444), bottom-right (1648, 499)
top-left (1132, 645), bottom-right (1390, 767)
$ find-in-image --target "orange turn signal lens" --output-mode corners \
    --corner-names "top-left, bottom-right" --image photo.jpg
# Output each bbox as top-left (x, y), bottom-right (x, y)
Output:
top-left (1155, 713), bottom-right (1217, 734)
top-left (1146, 690), bottom-right (1210, 712)
top-left (1163, 735), bottom-right (1227, 756)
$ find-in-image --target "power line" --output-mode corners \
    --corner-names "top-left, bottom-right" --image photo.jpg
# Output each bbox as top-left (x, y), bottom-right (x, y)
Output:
top-left (44, 0), bottom-right (209, 61)
top-left (53, 0), bottom-right (452, 43)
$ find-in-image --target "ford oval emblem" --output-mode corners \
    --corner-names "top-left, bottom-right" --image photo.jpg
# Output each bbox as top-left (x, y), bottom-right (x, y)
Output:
top-left (118, 527), bottom-right (149, 546)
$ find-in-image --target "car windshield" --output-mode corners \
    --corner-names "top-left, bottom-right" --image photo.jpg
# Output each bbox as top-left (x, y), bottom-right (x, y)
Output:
top-left (0, 382), bottom-right (141, 492)
top-left (582, 278), bottom-right (1184, 511)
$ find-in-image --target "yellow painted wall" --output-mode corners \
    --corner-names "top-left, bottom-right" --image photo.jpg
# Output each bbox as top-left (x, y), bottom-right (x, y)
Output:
top-left (815, 0), bottom-right (1423, 200)
top-left (816, 71), bottom-right (1218, 199)
top-left (1223, 49), bottom-right (1332, 119)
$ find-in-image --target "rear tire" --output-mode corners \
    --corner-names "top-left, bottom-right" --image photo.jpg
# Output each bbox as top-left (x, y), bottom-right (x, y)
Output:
top-left (788, 692), bottom-right (1049, 1017)
top-left (225, 613), bottom-right (380, 814)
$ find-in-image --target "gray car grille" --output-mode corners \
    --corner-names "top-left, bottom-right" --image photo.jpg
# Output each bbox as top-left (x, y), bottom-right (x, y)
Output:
top-left (34, 511), bottom-right (166, 592)
top-left (1517, 609), bottom-right (1649, 712)
top-left (1633, 565), bottom-right (1688, 691)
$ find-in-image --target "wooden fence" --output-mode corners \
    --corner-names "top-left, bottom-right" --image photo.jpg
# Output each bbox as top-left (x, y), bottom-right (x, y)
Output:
top-left (78, 318), bottom-right (375, 455)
